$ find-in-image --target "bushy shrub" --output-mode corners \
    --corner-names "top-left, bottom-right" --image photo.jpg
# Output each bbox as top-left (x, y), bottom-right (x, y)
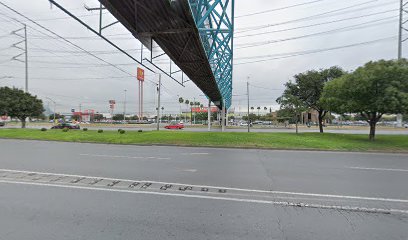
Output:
top-left (119, 129), bottom-right (126, 134)
top-left (62, 128), bottom-right (69, 132)
top-left (98, 129), bottom-right (103, 133)
top-left (138, 130), bottom-right (143, 133)
top-left (40, 128), bottom-right (47, 132)
top-left (117, 129), bottom-right (123, 132)
top-left (83, 128), bottom-right (88, 131)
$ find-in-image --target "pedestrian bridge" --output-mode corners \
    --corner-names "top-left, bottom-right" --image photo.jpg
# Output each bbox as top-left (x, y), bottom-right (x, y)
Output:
top-left (99, 0), bottom-right (234, 109)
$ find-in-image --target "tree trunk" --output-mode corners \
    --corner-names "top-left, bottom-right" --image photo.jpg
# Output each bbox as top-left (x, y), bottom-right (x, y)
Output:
top-left (295, 121), bottom-right (298, 134)
top-left (295, 113), bottom-right (299, 134)
top-left (21, 118), bottom-right (26, 128)
top-left (369, 121), bottom-right (376, 141)
top-left (318, 112), bottom-right (324, 133)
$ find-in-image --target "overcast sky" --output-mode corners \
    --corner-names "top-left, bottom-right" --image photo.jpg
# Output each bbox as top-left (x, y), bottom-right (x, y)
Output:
top-left (0, 0), bottom-right (405, 115)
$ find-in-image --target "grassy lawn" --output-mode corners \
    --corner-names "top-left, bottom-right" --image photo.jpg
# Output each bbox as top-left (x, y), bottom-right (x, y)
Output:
top-left (0, 128), bottom-right (407, 152)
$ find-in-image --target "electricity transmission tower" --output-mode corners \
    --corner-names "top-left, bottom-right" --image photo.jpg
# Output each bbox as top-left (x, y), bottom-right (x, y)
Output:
top-left (398, 0), bottom-right (408, 59)
top-left (11, 24), bottom-right (28, 93)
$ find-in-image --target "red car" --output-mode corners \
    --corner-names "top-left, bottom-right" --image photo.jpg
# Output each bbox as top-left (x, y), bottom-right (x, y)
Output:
top-left (164, 123), bottom-right (184, 130)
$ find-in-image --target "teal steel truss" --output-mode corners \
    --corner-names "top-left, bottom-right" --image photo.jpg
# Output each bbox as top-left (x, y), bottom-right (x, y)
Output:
top-left (188, 0), bottom-right (234, 109)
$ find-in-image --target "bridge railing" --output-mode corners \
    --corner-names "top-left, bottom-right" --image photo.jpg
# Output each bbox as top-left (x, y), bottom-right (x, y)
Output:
top-left (188, 0), bottom-right (234, 109)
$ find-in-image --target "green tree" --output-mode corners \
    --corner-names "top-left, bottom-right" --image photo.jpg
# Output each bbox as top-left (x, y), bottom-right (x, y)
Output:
top-left (280, 66), bottom-right (345, 133)
top-left (178, 97), bottom-right (184, 104)
top-left (93, 114), bottom-right (105, 121)
top-left (195, 112), bottom-right (208, 121)
top-left (257, 106), bottom-right (261, 116)
top-left (129, 115), bottom-right (139, 120)
top-left (242, 113), bottom-right (257, 122)
top-left (276, 93), bottom-right (306, 134)
top-left (321, 59), bottom-right (408, 140)
top-left (112, 114), bottom-right (124, 121)
top-left (0, 87), bottom-right (44, 128)
top-left (178, 97), bottom-right (184, 117)
top-left (71, 114), bottom-right (81, 122)
top-left (49, 113), bottom-right (65, 121)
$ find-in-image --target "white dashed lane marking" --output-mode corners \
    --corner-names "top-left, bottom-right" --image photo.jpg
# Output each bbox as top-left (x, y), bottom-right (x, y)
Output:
top-left (348, 167), bottom-right (408, 173)
top-left (79, 154), bottom-right (170, 160)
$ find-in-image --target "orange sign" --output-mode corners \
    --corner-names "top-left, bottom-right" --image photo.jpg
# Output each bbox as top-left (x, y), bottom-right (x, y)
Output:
top-left (137, 67), bottom-right (144, 81)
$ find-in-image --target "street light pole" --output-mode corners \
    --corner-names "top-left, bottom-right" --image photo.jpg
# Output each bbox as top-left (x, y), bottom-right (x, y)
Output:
top-left (156, 74), bottom-right (161, 131)
top-left (123, 89), bottom-right (127, 121)
top-left (247, 80), bottom-right (250, 133)
top-left (193, 97), bottom-right (196, 125)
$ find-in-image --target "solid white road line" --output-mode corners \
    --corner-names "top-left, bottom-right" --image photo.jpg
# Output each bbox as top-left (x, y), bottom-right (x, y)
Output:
top-left (0, 179), bottom-right (406, 215)
top-left (182, 153), bottom-right (209, 155)
top-left (79, 153), bottom-right (170, 160)
top-left (349, 167), bottom-right (408, 172)
top-left (0, 168), bottom-right (407, 204)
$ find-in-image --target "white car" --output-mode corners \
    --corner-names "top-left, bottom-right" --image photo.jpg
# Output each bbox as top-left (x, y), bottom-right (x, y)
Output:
top-left (404, 123), bottom-right (408, 128)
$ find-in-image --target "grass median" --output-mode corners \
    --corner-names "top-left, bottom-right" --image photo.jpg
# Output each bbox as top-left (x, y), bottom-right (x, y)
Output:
top-left (0, 128), bottom-right (407, 152)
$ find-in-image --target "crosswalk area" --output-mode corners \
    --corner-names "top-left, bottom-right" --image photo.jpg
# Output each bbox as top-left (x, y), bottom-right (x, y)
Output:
top-left (0, 168), bottom-right (407, 215)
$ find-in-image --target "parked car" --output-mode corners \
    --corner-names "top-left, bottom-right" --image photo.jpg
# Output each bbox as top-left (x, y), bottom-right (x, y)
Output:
top-left (164, 122), bottom-right (184, 130)
top-left (239, 122), bottom-right (253, 127)
top-left (51, 123), bottom-right (80, 129)
top-left (404, 123), bottom-right (408, 128)
top-left (0, 122), bottom-right (5, 127)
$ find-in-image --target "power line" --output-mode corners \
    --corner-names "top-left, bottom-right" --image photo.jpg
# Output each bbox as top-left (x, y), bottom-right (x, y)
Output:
top-left (235, 35), bottom-right (400, 65)
top-left (235, 9), bottom-right (398, 39)
top-left (236, 16), bottom-right (396, 49)
top-left (0, 2), bottom-right (154, 83)
top-left (250, 85), bottom-right (283, 91)
top-left (236, 0), bottom-right (393, 34)
top-left (235, 0), bottom-right (326, 18)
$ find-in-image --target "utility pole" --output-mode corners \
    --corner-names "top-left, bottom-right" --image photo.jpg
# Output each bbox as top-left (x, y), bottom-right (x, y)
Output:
top-left (156, 74), bottom-right (161, 131)
top-left (247, 81), bottom-right (250, 133)
top-left (123, 89), bottom-right (127, 121)
top-left (208, 99), bottom-right (211, 132)
top-left (399, 0), bottom-right (405, 59)
top-left (79, 103), bottom-right (82, 122)
top-left (397, 0), bottom-right (407, 127)
top-left (11, 24), bottom-right (28, 93)
top-left (193, 97), bottom-right (196, 125)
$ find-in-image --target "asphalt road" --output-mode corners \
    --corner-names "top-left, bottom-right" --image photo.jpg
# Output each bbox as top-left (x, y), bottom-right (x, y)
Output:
top-left (0, 139), bottom-right (407, 239)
